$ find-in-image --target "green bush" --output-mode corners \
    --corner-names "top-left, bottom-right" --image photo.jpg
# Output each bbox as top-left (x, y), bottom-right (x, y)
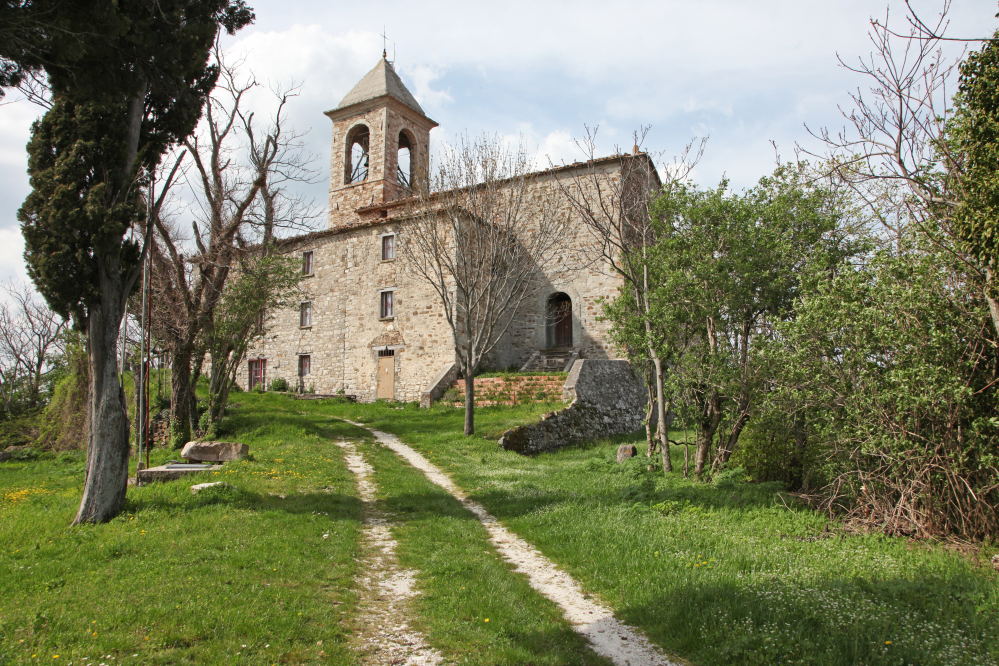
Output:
top-left (269, 377), bottom-right (289, 392)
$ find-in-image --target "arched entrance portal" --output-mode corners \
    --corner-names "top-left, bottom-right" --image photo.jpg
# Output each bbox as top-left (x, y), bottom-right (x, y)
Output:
top-left (546, 293), bottom-right (573, 348)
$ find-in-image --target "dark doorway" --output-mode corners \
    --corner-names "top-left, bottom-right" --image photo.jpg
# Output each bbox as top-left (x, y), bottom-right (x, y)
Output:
top-left (546, 293), bottom-right (572, 348)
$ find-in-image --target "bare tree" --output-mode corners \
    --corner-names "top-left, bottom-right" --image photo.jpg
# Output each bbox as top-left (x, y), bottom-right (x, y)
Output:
top-left (805, 1), bottom-right (999, 330)
top-left (553, 127), bottom-right (705, 472)
top-left (147, 51), bottom-right (318, 446)
top-left (0, 280), bottom-right (66, 413)
top-left (404, 134), bottom-right (571, 435)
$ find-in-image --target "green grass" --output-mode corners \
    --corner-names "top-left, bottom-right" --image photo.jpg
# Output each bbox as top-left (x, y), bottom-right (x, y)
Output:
top-left (0, 394), bottom-right (363, 665)
top-left (295, 397), bottom-right (999, 666)
top-left (358, 432), bottom-right (611, 665)
top-left (4, 392), bottom-right (998, 666)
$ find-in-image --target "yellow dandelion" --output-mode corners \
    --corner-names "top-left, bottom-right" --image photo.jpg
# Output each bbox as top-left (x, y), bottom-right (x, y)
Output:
top-left (484, 618), bottom-right (489, 623)
top-left (886, 641), bottom-right (892, 645)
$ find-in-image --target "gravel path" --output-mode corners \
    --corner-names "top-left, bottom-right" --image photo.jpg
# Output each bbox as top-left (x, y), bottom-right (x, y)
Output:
top-left (345, 421), bottom-right (678, 666)
top-left (334, 439), bottom-right (444, 666)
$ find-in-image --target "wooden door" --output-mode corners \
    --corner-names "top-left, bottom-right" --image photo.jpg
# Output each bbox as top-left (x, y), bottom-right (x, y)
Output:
top-left (555, 301), bottom-right (572, 347)
top-left (377, 355), bottom-right (395, 400)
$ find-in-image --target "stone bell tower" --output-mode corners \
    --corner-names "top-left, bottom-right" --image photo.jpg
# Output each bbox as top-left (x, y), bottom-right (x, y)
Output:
top-left (325, 56), bottom-right (438, 230)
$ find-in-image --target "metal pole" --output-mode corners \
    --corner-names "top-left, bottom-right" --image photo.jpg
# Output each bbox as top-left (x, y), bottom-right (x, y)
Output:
top-left (119, 303), bottom-right (128, 389)
top-left (137, 176), bottom-right (152, 473)
top-left (144, 281), bottom-right (152, 470)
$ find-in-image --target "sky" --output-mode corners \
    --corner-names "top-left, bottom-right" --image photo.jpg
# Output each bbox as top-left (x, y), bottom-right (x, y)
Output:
top-left (0, 0), bottom-right (994, 287)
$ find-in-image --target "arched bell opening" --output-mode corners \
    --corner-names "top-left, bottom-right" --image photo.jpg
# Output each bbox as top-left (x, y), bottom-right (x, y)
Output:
top-left (546, 292), bottom-right (573, 348)
top-left (346, 124), bottom-right (370, 184)
top-left (397, 130), bottom-right (412, 189)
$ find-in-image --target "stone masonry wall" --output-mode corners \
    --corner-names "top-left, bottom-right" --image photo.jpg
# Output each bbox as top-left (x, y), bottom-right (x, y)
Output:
top-left (238, 219), bottom-right (457, 402)
top-left (238, 153), bottom-right (643, 403)
top-left (498, 359), bottom-right (646, 455)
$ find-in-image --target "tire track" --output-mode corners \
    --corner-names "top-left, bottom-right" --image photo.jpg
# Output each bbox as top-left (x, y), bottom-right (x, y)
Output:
top-left (344, 421), bottom-right (678, 666)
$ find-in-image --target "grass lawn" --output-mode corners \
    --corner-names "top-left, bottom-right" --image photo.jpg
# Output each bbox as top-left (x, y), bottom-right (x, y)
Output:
top-left (295, 397), bottom-right (999, 666)
top-left (0, 399), bottom-right (364, 665)
top-left (3, 391), bottom-right (997, 666)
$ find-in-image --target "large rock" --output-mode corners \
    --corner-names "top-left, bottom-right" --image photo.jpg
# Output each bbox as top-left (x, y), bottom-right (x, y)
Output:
top-left (616, 444), bottom-right (638, 463)
top-left (180, 441), bottom-right (248, 462)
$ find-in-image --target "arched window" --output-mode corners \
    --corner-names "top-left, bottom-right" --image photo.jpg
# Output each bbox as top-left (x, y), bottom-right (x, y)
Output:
top-left (397, 131), bottom-right (412, 189)
top-left (346, 125), bottom-right (369, 184)
top-left (546, 293), bottom-right (573, 348)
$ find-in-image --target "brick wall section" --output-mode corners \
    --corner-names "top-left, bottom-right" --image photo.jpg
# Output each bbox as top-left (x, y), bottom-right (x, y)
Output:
top-left (451, 375), bottom-right (565, 406)
top-left (498, 360), bottom-right (646, 455)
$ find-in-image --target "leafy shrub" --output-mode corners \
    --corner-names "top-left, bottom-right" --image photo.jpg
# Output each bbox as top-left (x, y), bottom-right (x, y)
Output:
top-left (269, 377), bottom-right (289, 392)
top-left (713, 466), bottom-right (747, 489)
top-left (440, 387), bottom-right (462, 404)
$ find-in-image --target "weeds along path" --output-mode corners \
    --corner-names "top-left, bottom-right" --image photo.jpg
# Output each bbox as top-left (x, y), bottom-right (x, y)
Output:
top-left (333, 439), bottom-right (444, 666)
top-left (344, 421), bottom-right (678, 666)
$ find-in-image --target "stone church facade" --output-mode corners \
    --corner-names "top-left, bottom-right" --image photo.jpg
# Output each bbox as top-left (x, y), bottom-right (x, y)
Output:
top-left (237, 57), bottom-right (649, 402)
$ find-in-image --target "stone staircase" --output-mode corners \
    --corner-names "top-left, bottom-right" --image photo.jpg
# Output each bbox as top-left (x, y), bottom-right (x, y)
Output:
top-left (520, 347), bottom-right (580, 373)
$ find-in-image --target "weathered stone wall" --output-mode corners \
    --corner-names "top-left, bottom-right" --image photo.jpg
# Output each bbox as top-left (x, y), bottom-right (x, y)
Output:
top-left (498, 359), bottom-right (646, 455)
top-left (326, 99), bottom-right (434, 230)
top-left (239, 74), bottom-right (648, 403)
top-left (489, 161), bottom-right (629, 370)
top-left (238, 219), bottom-right (457, 402)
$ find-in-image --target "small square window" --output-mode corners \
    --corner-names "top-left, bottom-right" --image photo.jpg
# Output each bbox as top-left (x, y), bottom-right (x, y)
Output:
top-left (298, 355), bottom-right (311, 377)
top-left (302, 250), bottom-right (314, 275)
top-left (381, 234), bottom-right (395, 261)
top-left (380, 291), bottom-right (394, 319)
top-left (300, 302), bottom-right (312, 327)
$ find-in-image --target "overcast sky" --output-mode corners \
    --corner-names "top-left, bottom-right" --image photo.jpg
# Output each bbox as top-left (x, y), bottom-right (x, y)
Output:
top-left (0, 0), bottom-right (994, 286)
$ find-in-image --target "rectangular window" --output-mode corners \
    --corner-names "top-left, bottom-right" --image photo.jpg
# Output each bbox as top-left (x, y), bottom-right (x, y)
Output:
top-left (300, 302), bottom-right (312, 327)
top-left (248, 359), bottom-right (266, 390)
top-left (302, 250), bottom-right (314, 275)
top-left (257, 309), bottom-right (265, 330)
top-left (380, 290), bottom-right (394, 319)
top-left (298, 355), bottom-right (311, 377)
top-left (381, 234), bottom-right (395, 261)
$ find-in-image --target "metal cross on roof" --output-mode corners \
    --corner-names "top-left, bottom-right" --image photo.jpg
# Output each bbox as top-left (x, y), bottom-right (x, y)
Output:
top-left (381, 26), bottom-right (388, 59)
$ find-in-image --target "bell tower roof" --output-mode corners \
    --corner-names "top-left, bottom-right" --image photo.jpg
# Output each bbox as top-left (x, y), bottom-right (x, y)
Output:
top-left (336, 57), bottom-right (426, 116)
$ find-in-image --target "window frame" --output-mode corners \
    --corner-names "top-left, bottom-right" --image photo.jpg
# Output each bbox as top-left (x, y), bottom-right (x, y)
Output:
top-left (298, 354), bottom-right (311, 377)
top-left (379, 290), bottom-right (394, 320)
top-left (381, 233), bottom-right (396, 262)
top-left (300, 301), bottom-right (313, 328)
top-left (248, 358), bottom-right (267, 391)
top-left (302, 250), bottom-right (314, 275)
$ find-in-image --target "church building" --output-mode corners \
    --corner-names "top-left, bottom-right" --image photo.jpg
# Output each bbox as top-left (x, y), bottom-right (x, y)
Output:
top-left (237, 56), bottom-right (649, 402)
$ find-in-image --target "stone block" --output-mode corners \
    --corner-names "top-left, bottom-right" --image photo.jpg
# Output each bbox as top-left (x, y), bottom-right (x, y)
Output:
top-left (191, 482), bottom-right (235, 495)
top-left (181, 441), bottom-right (249, 462)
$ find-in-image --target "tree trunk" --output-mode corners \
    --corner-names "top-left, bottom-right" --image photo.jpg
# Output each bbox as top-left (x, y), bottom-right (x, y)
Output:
top-left (170, 346), bottom-right (193, 449)
top-left (651, 354), bottom-right (672, 472)
top-left (464, 362), bottom-right (475, 436)
top-left (712, 408), bottom-right (749, 472)
top-left (694, 391), bottom-right (722, 478)
top-left (74, 266), bottom-right (130, 525)
top-left (661, 398), bottom-right (673, 474)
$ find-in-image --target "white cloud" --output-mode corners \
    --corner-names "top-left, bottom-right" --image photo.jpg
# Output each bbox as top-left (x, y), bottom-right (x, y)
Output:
top-left (403, 63), bottom-right (453, 112)
top-left (0, 227), bottom-right (27, 284)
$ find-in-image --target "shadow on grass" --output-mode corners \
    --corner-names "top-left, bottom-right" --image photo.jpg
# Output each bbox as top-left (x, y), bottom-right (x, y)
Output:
top-left (619, 574), bottom-right (996, 666)
top-left (123, 485), bottom-right (364, 521)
